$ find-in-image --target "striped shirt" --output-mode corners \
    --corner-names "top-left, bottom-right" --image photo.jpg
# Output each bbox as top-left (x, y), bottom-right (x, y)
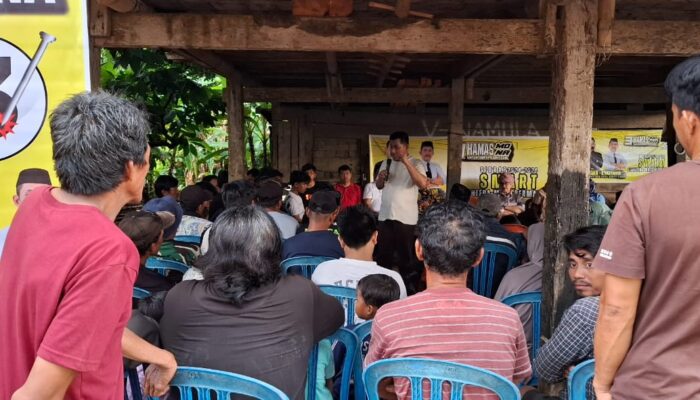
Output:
top-left (365, 287), bottom-right (531, 400)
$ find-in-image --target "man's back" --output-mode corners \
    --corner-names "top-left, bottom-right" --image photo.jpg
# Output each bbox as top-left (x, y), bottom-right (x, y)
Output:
top-left (595, 161), bottom-right (700, 399)
top-left (176, 215), bottom-right (212, 237)
top-left (0, 187), bottom-right (139, 399)
top-left (282, 230), bottom-right (343, 260)
top-left (267, 210), bottom-right (299, 240)
top-left (365, 287), bottom-right (531, 400)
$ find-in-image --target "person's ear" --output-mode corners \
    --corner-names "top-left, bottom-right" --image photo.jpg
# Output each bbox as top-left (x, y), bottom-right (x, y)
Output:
top-left (472, 247), bottom-right (485, 267)
top-left (371, 230), bottom-right (379, 245)
top-left (12, 194), bottom-right (20, 207)
top-left (338, 236), bottom-right (347, 250)
top-left (415, 239), bottom-right (424, 261)
top-left (367, 304), bottom-right (377, 318)
top-left (683, 110), bottom-right (700, 134)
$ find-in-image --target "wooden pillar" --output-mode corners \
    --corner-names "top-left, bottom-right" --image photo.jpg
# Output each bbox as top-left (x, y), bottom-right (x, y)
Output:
top-left (270, 102), bottom-right (280, 170)
top-left (447, 77), bottom-right (465, 191)
top-left (225, 80), bottom-right (246, 181)
top-left (88, 0), bottom-right (110, 91)
top-left (543, 0), bottom-right (597, 339)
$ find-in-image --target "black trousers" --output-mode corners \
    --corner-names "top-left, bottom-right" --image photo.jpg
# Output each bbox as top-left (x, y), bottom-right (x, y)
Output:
top-left (375, 219), bottom-right (422, 294)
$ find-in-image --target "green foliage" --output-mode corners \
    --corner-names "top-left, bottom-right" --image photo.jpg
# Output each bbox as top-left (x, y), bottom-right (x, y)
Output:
top-left (100, 49), bottom-right (271, 187)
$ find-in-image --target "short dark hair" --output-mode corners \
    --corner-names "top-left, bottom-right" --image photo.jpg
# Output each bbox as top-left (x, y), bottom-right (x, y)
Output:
top-left (665, 57), bottom-right (700, 115)
top-left (301, 163), bottom-right (317, 173)
top-left (337, 205), bottom-right (377, 249)
top-left (420, 141), bottom-right (434, 150)
top-left (154, 175), bottom-right (178, 198)
top-left (221, 180), bottom-right (256, 209)
top-left (563, 225), bottom-right (607, 257)
top-left (338, 164), bottom-right (352, 174)
top-left (417, 202), bottom-right (486, 276)
top-left (196, 181), bottom-right (218, 197)
top-left (357, 274), bottom-right (400, 309)
top-left (118, 211), bottom-right (163, 255)
top-left (217, 169), bottom-right (229, 186)
top-left (449, 183), bottom-right (472, 204)
top-left (202, 175), bottom-right (217, 184)
top-left (246, 168), bottom-right (260, 178)
top-left (389, 131), bottom-right (409, 145)
top-left (609, 138), bottom-right (619, 144)
top-left (290, 170), bottom-right (311, 185)
top-left (199, 206), bottom-right (282, 305)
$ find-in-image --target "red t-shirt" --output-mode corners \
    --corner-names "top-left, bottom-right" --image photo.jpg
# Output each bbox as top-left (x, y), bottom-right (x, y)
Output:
top-left (334, 183), bottom-right (362, 209)
top-left (0, 187), bottom-right (139, 399)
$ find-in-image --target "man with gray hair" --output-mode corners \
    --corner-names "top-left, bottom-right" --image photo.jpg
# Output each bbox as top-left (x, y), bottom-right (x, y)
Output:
top-left (0, 92), bottom-right (176, 400)
top-left (0, 168), bottom-right (52, 256)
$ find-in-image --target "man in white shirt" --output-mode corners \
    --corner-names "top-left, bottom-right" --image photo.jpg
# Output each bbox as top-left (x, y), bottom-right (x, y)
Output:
top-left (420, 140), bottom-right (446, 186)
top-left (0, 168), bottom-right (52, 257)
top-left (374, 131), bottom-right (429, 293)
top-left (285, 170), bottom-right (310, 222)
top-left (256, 182), bottom-right (299, 240)
top-left (312, 205), bottom-right (407, 301)
top-left (363, 163), bottom-right (383, 214)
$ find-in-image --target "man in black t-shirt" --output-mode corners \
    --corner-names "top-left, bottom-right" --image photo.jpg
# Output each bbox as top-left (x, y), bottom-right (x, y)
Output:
top-left (283, 191), bottom-right (343, 260)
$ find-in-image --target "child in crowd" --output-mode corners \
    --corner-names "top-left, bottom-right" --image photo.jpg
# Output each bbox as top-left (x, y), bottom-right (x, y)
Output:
top-left (356, 274), bottom-right (402, 321)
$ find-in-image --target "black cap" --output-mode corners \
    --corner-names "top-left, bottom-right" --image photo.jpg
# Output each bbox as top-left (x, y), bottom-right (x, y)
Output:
top-left (309, 191), bottom-right (340, 214)
top-left (16, 168), bottom-right (51, 188)
top-left (290, 170), bottom-right (311, 185)
top-left (256, 182), bottom-right (284, 202)
top-left (180, 185), bottom-right (214, 211)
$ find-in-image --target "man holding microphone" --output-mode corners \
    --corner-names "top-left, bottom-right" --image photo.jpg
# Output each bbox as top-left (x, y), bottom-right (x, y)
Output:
top-left (374, 131), bottom-right (429, 294)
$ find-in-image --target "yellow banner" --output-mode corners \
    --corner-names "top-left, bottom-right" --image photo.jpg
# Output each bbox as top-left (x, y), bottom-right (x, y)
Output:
top-left (370, 130), bottom-right (666, 197)
top-left (0, 0), bottom-right (90, 227)
top-left (591, 130), bottom-right (667, 183)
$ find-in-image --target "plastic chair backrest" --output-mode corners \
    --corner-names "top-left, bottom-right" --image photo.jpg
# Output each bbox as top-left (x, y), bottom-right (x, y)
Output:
top-left (567, 359), bottom-right (595, 400)
top-left (472, 242), bottom-right (518, 298)
top-left (307, 328), bottom-right (359, 400)
top-left (363, 358), bottom-right (520, 400)
top-left (145, 257), bottom-right (190, 276)
top-left (501, 291), bottom-right (542, 360)
top-left (352, 321), bottom-right (372, 400)
top-left (319, 285), bottom-right (357, 327)
top-left (174, 235), bottom-right (202, 245)
top-left (168, 366), bottom-right (289, 400)
top-left (281, 256), bottom-right (334, 279)
top-left (133, 287), bottom-right (152, 299)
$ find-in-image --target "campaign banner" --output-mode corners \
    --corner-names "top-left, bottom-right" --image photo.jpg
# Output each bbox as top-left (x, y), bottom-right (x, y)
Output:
top-left (0, 0), bottom-right (90, 227)
top-left (590, 130), bottom-right (667, 183)
top-left (370, 130), bottom-right (666, 198)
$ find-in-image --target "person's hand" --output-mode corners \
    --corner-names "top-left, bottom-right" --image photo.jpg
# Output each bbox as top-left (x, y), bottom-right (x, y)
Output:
top-left (143, 353), bottom-right (177, 397)
top-left (563, 365), bottom-right (575, 379)
top-left (593, 379), bottom-right (613, 400)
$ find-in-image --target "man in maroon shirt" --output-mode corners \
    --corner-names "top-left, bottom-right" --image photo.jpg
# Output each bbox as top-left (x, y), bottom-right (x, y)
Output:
top-left (334, 164), bottom-right (362, 209)
top-left (594, 57), bottom-right (700, 399)
top-left (0, 92), bottom-right (176, 400)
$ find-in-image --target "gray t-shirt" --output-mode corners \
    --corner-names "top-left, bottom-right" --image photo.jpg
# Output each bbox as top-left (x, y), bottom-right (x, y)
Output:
top-left (267, 210), bottom-right (299, 240)
top-left (160, 276), bottom-right (344, 400)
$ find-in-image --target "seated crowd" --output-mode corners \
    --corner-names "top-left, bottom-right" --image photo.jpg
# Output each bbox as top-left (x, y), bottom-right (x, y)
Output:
top-left (1, 139), bottom-right (611, 400)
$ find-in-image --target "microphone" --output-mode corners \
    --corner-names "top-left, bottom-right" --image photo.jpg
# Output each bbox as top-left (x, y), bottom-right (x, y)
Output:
top-left (385, 159), bottom-right (392, 182)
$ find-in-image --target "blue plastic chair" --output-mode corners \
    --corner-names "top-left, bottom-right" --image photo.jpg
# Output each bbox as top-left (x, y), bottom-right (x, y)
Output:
top-left (567, 359), bottom-right (595, 400)
top-left (501, 291), bottom-right (542, 360)
top-left (145, 257), bottom-right (189, 276)
top-left (352, 321), bottom-right (372, 400)
top-left (174, 235), bottom-right (202, 245)
top-left (502, 291), bottom-right (542, 386)
top-left (319, 285), bottom-right (357, 328)
top-left (281, 256), bottom-right (334, 279)
top-left (167, 366), bottom-right (289, 400)
top-left (472, 242), bottom-right (518, 298)
top-left (363, 358), bottom-right (520, 400)
top-left (307, 328), bottom-right (359, 400)
top-left (132, 287), bottom-right (152, 299)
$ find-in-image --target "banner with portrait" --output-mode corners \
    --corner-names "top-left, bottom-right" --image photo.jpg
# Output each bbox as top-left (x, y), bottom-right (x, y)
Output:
top-left (0, 0), bottom-right (90, 227)
top-left (590, 130), bottom-right (667, 183)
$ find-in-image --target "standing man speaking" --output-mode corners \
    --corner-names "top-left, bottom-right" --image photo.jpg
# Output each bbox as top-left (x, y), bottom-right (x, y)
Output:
top-left (374, 131), bottom-right (428, 293)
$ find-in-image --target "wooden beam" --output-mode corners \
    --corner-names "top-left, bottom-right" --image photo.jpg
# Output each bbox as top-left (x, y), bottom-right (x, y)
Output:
top-left (395, 0), bottom-right (411, 18)
top-left (543, 0), bottom-right (597, 355)
top-left (542, 1), bottom-right (558, 52)
top-left (376, 54), bottom-right (397, 88)
top-left (598, 0), bottom-right (616, 47)
top-left (89, 0), bottom-right (111, 37)
top-left (243, 86), bottom-right (667, 104)
top-left (325, 51), bottom-right (343, 96)
top-left (95, 14), bottom-right (542, 54)
top-left (172, 50), bottom-right (255, 86)
top-left (368, 1), bottom-right (433, 19)
top-left (447, 77), bottom-right (465, 191)
top-left (225, 80), bottom-right (247, 181)
top-left (96, 0), bottom-right (151, 13)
